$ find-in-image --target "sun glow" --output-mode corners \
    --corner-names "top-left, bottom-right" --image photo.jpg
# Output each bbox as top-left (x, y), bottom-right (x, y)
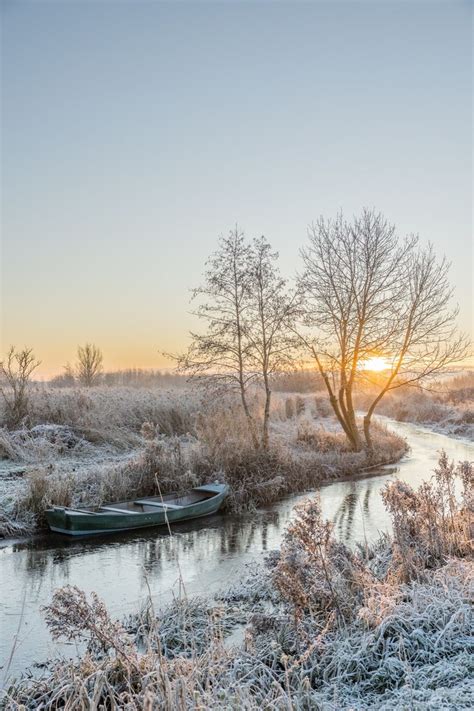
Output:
top-left (361, 356), bottom-right (389, 372)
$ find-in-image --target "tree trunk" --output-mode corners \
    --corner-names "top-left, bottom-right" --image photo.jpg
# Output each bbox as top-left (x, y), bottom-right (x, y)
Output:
top-left (239, 385), bottom-right (259, 449)
top-left (262, 385), bottom-right (271, 450)
top-left (312, 352), bottom-right (363, 451)
top-left (312, 353), bottom-right (357, 449)
top-left (344, 387), bottom-right (363, 451)
top-left (363, 413), bottom-right (373, 453)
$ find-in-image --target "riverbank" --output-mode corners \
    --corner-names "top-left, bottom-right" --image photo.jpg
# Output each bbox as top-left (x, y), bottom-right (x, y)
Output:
top-left (3, 453), bottom-right (472, 709)
top-left (1, 420), bottom-right (472, 682)
top-left (0, 387), bottom-right (407, 539)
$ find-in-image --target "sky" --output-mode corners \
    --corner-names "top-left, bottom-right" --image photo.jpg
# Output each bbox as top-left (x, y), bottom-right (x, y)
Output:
top-left (1, 0), bottom-right (472, 377)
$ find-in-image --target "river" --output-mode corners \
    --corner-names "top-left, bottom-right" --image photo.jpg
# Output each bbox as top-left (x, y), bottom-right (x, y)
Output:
top-left (1, 418), bottom-right (472, 681)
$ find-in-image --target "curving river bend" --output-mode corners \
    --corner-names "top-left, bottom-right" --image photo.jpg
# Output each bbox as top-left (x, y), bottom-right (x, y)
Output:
top-left (1, 418), bottom-right (473, 680)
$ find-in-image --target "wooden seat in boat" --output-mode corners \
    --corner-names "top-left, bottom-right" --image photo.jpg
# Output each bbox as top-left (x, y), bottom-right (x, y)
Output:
top-left (134, 500), bottom-right (182, 509)
top-left (100, 506), bottom-right (136, 514)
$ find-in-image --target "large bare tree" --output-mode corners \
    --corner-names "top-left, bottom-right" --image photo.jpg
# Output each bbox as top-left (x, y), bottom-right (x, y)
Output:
top-left (299, 209), bottom-right (469, 451)
top-left (76, 343), bottom-right (103, 387)
top-left (0, 346), bottom-right (41, 427)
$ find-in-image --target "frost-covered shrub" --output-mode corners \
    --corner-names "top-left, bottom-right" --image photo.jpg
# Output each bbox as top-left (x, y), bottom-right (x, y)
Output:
top-left (127, 597), bottom-right (238, 658)
top-left (0, 424), bottom-right (91, 462)
top-left (20, 385), bottom-right (200, 443)
top-left (382, 453), bottom-right (473, 579)
top-left (295, 418), bottom-right (405, 462)
top-left (274, 497), bottom-right (370, 620)
top-left (457, 408), bottom-right (474, 424)
top-left (0, 510), bottom-right (34, 538)
top-left (295, 395), bottom-right (305, 416)
top-left (313, 393), bottom-right (333, 418)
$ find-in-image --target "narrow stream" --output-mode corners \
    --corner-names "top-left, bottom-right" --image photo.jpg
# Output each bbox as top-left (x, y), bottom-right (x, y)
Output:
top-left (1, 419), bottom-right (472, 680)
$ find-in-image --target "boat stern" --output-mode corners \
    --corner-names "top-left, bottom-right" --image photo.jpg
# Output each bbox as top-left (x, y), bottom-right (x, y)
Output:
top-left (45, 506), bottom-right (69, 533)
top-left (195, 482), bottom-right (229, 498)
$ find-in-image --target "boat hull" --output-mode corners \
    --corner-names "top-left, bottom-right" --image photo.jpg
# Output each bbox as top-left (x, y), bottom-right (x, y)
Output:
top-left (46, 485), bottom-right (228, 536)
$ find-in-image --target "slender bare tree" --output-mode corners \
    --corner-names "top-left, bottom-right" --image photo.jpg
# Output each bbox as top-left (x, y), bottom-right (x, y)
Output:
top-left (0, 346), bottom-right (41, 427)
top-left (247, 237), bottom-right (300, 449)
top-left (174, 227), bottom-right (259, 446)
top-left (299, 209), bottom-right (469, 451)
top-left (76, 344), bottom-right (103, 387)
top-left (175, 229), bottom-right (300, 449)
top-left (50, 363), bottom-right (76, 387)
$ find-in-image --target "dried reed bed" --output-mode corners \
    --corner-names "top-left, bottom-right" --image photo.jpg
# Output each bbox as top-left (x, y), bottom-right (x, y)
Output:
top-left (0, 386), bottom-right (200, 455)
top-left (3, 454), bottom-right (472, 709)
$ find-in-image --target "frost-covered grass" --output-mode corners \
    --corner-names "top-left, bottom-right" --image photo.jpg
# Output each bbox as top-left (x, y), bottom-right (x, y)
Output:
top-left (3, 455), bottom-right (472, 709)
top-left (0, 387), bottom-right (407, 536)
top-left (0, 385), bottom-right (200, 450)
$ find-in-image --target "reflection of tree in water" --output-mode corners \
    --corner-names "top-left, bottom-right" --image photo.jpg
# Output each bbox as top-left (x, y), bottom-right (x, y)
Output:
top-left (11, 540), bottom-right (73, 584)
top-left (363, 488), bottom-right (371, 515)
top-left (7, 508), bottom-right (285, 603)
top-left (332, 483), bottom-right (374, 542)
top-left (330, 469), bottom-right (397, 543)
top-left (140, 513), bottom-right (281, 581)
top-left (332, 484), bottom-right (358, 541)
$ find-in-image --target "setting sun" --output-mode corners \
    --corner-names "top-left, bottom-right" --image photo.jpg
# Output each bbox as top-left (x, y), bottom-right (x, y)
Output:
top-left (361, 356), bottom-right (389, 372)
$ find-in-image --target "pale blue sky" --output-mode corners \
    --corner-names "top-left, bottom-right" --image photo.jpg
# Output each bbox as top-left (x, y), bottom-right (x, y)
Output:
top-left (1, 0), bottom-right (472, 375)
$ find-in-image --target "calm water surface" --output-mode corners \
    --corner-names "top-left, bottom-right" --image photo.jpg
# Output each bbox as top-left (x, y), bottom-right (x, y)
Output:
top-left (1, 419), bottom-right (473, 679)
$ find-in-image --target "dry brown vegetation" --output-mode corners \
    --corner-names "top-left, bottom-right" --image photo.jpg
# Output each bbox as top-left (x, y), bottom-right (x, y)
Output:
top-left (3, 454), bottom-right (472, 709)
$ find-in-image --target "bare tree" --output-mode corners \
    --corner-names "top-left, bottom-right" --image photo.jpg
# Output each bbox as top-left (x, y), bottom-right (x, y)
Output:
top-left (174, 227), bottom-right (258, 446)
top-left (360, 244), bottom-right (469, 449)
top-left (50, 363), bottom-right (76, 388)
top-left (299, 209), bottom-right (469, 451)
top-left (247, 237), bottom-right (300, 449)
top-left (175, 229), bottom-right (300, 449)
top-left (0, 346), bottom-right (41, 427)
top-left (76, 344), bottom-right (103, 387)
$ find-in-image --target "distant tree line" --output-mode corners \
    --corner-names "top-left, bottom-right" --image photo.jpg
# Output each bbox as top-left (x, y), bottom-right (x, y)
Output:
top-left (50, 366), bottom-right (189, 389)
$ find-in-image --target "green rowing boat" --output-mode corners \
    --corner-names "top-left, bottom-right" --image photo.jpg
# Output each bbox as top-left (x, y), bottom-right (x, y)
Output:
top-left (46, 483), bottom-right (229, 536)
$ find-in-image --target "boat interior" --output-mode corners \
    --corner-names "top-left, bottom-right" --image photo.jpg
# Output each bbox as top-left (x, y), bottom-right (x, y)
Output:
top-left (59, 488), bottom-right (217, 516)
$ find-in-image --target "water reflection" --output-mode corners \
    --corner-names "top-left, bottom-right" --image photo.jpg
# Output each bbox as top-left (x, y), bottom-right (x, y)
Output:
top-left (1, 419), bottom-right (472, 678)
top-left (329, 470), bottom-right (395, 543)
